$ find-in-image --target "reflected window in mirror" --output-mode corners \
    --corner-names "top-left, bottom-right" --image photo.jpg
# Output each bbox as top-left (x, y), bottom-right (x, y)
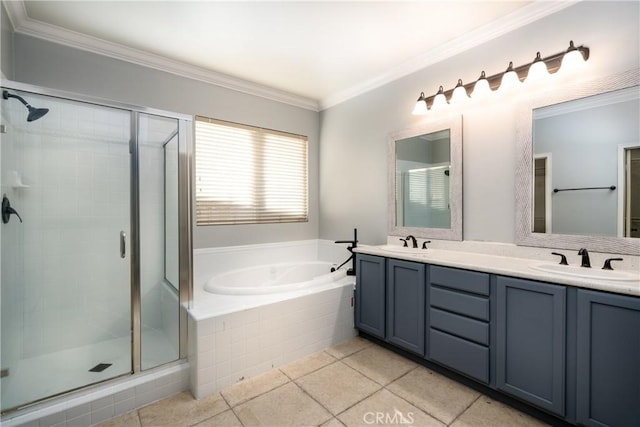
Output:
top-left (388, 115), bottom-right (462, 241)
top-left (395, 130), bottom-right (451, 228)
top-left (532, 86), bottom-right (639, 238)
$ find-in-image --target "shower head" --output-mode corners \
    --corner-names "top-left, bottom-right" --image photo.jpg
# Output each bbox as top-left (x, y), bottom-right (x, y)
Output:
top-left (2, 90), bottom-right (49, 122)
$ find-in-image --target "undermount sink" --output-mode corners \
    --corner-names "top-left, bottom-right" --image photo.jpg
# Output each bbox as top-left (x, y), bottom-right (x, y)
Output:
top-left (377, 244), bottom-right (424, 254)
top-left (530, 263), bottom-right (640, 282)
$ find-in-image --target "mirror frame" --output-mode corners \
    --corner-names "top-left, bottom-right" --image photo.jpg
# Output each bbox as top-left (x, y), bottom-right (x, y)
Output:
top-left (515, 68), bottom-right (640, 255)
top-left (388, 114), bottom-right (463, 241)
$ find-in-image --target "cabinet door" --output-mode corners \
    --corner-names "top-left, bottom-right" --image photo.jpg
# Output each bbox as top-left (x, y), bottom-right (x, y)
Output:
top-left (576, 290), bottom-right (640, 427)
top-left (387, 259), bottom-right (425, 355)
top-left (355, 254), bottom-right (386, 339)
top-left (496, 277), bottom-right (566, 416)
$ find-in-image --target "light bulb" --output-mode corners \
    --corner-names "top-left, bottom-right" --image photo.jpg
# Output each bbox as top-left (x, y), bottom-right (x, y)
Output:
top-left (498, 61), bottom-right (520, 93)
top-left (525, 52), bottom-right (549, 84)
top-left (411, 92), bottom-right (428, 115)
top-left (560, 40), bottom-right (587, 75)
top-left (450, 79), bottom-right (470, 106)
top-left (471, 71), bottom-right (492, 99)
top-left (430, 86), bottom-right (448, 111)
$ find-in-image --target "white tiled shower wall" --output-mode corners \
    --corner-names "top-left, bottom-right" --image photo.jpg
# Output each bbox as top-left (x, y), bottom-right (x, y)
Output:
top-left (189, 240), bottom-right (357, 399)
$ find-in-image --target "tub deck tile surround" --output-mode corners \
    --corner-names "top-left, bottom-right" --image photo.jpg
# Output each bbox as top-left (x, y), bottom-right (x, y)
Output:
top-left (99, 337), bottom-right (546, 427)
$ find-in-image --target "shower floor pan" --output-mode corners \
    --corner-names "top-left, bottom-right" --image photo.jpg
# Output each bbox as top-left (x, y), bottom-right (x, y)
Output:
top-left (1, 328), bottom-right (176, 412)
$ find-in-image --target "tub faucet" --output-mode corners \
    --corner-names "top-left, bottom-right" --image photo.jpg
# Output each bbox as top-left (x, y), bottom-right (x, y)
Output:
top-left (334, 228), bottom-right (358, 276)
top-left (578, 248), bottom-right (591, 268)
top-left (405, 235), bottom-right (418, 248)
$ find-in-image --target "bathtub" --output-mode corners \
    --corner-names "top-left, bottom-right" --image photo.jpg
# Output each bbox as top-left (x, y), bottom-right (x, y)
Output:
top-left (204, 261), bottom-right (346, 295)
top-left (189, 240), bottom-right (357, 399)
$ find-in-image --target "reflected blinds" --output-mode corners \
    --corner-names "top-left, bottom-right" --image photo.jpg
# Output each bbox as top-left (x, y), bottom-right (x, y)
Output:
top-left (195, 117), bottom-right (308, 225)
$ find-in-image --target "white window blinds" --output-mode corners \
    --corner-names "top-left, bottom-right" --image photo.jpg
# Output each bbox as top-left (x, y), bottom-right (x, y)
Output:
top-left (195, 117), bottom-right (308, 225)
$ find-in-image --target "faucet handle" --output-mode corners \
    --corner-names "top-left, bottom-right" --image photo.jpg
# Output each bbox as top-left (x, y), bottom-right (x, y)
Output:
top-left (551, 252), bottom-right (568, 265)
top-left (399, 238), bottom-right (408, 247)
top-left (602, 258), bottom-right (623, 270)
top-left (421, 241), bottom-right (431, 250)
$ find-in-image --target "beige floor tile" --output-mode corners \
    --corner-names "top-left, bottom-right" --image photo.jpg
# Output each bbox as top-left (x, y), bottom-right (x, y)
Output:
top-left (95, 410), bottom-right (141, 427)
top-left (387, 366), bottom-right (481, 424)
top-left (337, 389), bottom-right (445, 427)
top-left (192, 409), bottom-right (243, 427)
top-left (342, 345), bottom-right (417, 386)
top-left (280, 351), bottom-right (337, 379)
top-left (321, 417), bottom-right (346, 427)
top-left (451, 396), bottom-right (548, 427)
top-left (138, 391), bottom-right (228, 427)
top-left (325, 336), bottom-right (372, 359)
top-left (234, 382), bottom-right (332, 426)
top-left (295, 361), bottom-right (381, 415)
top-left (221, 369), bottom-right (290, 407)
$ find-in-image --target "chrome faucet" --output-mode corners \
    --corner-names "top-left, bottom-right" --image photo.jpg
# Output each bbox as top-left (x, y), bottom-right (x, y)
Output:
top-left (578, 248), bottom-right (591, 268)
top-left (405, 235), bottom-right (418, 248)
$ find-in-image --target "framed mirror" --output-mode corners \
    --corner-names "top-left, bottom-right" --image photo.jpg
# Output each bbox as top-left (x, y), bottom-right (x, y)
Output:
top-left (388, 115), bottom-right (462, 241)
top-left (516, 69), bottom-right (640, 255)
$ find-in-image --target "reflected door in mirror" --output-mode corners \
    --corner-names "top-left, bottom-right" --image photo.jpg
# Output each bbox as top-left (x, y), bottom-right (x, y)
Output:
top-left (533, 86), bottom-right (640, 238)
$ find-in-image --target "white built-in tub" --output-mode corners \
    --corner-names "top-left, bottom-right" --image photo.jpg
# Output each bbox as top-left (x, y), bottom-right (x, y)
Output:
top-left (190, 241), bottom-right (357, 399)
top-left (204, 261), bottom-right (345, 295)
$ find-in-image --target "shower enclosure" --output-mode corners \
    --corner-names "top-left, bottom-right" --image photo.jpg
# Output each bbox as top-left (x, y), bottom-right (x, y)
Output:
top-left (0, 82), bottom-right (192, 413)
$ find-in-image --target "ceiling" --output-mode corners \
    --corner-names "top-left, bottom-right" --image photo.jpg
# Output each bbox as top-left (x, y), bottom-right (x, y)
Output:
top-left (5, 1), bottom-right (576, 110)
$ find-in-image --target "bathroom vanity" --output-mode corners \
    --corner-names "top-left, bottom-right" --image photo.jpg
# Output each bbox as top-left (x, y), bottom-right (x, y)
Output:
top-left (354, 246), bottom-right (640, 427)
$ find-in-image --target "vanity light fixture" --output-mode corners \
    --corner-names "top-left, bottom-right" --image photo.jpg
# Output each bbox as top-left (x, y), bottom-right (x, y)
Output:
top-left (412, 40), bottom-right (589, 115)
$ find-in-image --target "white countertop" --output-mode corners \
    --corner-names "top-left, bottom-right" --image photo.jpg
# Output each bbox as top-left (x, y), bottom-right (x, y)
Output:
top-left (355, 244), bottom-right (640, 297)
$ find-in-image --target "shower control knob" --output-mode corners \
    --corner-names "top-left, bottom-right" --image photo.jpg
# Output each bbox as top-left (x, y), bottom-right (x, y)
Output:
top-left (2, 195), bottom-right (23, 224)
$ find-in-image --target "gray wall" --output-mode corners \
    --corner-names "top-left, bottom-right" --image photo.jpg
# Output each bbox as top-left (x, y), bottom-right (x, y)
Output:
top-left (1, 2), bottom-right (14, 79)
top-left (11, 34), bottom-right (320, 248)
top-left (319, 1), bottom-right (640, 244)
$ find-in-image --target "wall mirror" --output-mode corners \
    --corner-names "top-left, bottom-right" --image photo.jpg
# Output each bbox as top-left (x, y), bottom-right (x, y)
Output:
top-left (388, 115), bottom-right (462, 241)
top-left (516, 69), bottom-right (640, 255)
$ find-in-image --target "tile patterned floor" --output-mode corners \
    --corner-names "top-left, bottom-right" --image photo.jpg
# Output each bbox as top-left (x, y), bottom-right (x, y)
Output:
top-left (97, 337), bottom-right (547, 427)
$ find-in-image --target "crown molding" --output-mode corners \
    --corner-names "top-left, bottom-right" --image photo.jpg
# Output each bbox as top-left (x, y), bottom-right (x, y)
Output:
top-left (5, 0), bottom-right (579, 112)
top-left (3, 0), bottom-right (321, 111)
top-left (319, 0), bottom-right (581, 110)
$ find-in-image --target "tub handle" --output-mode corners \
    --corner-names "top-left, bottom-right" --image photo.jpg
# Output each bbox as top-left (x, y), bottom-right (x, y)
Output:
top-left (120, 231), bottom-right (126, 258)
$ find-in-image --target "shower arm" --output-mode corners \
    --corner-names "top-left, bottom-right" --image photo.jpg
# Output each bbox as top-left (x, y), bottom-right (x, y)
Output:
top-left (2, 91), bottom-right (31, 108)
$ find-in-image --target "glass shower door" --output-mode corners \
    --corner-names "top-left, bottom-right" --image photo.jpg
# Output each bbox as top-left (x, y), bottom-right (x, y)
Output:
top-left (0, 89), bottom-right (132, 412)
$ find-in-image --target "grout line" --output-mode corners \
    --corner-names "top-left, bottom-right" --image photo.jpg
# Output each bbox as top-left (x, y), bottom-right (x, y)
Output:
top-left (283, 356), bottom-right (339, 382)
top-left (447, 393), bottom-right (483, 426)
top-left (287, 381), bottom-right (334, 425)
top-left (219, 368), bottom-right (291, 408)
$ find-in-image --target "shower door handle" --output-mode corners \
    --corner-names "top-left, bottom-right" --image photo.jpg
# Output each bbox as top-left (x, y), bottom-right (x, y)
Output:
top-left (120, 231), bottom-right (126, 258)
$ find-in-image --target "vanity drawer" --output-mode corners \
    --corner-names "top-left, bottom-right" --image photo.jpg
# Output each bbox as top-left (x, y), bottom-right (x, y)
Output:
top-left (430, 307), bottom-right (489, 345)
top-left (429, 329), bottom-right (489, 384)
top-left (430, 266), bottom-right (490, 296)
top-left (430, 286), bottom-right (490, 321)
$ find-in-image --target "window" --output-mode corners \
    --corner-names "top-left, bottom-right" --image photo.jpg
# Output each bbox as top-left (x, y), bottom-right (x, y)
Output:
top-left (195, 116), bottom-right (308, 225)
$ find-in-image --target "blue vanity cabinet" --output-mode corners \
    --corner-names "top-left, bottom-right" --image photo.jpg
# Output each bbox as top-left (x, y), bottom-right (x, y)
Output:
top-left (355, 254), bottom-right (386, 339)
top-left (427, 266), bottom-right (491, 384)
top-left (576, 290), bottom-right (640, 427)
top-left (496, 276), bottom-right (566, 416)
top-left (386, 259), bottom-right (426, 356)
